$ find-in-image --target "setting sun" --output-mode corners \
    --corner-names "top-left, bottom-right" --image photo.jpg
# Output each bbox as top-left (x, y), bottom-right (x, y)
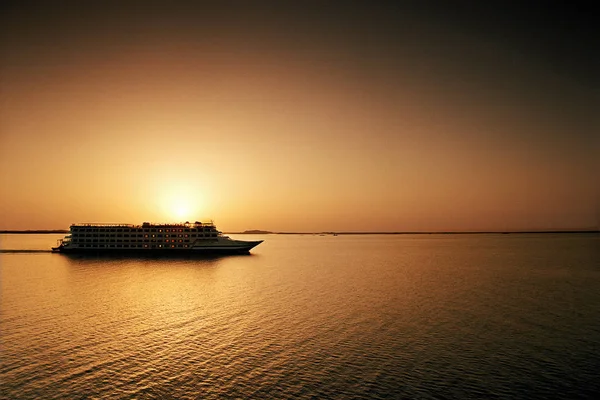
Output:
top-left (159, 186), bottom-right (202, 222)
top-left (173, 199), bottom-right (191, 220)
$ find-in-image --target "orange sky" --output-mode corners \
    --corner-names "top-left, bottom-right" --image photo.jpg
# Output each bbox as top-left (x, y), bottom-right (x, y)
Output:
top-left (1, 3), bottom-right (598, 231)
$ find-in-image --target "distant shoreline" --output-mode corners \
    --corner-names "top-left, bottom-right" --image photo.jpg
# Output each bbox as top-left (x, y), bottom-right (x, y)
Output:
top-left (1, 230), bottom-right (597, 235)
top-left (230, 231), bottom-right (599, 235)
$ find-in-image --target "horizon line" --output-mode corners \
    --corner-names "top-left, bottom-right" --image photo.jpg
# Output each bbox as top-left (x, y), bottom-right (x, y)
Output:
top-left (1, 229), bottom-right (598, 235)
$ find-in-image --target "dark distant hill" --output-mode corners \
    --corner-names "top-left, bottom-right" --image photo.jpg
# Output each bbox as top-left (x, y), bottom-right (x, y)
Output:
top-left (234, 230), bottom-right (272, 234)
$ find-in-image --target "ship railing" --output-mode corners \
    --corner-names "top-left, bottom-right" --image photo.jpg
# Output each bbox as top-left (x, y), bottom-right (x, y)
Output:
top-left (72, 223), bottom-right (136, 227)
top-left (140, 221), bottom-right (216, 227)
top-left (193, 220), bottom-right (215, 227)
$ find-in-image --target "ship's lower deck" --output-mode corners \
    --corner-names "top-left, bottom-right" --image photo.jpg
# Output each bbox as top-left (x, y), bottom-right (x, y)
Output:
top-left (54, 244), bottom-right (261, 256)
top-left (54, 239), bottom-right (262, 254)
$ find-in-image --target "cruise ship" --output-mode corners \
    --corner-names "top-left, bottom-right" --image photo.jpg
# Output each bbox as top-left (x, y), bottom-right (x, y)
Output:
top-left (52, 221), bottom-right (263, 254)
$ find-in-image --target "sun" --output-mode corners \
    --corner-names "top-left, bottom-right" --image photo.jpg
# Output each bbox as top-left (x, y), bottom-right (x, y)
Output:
top-left (159, 186), bottom-right (202, 222)
top-left (173, 199), bottom-right (191, 220)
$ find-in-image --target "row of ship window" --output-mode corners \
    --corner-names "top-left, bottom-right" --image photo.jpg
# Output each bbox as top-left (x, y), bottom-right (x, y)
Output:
top-left (74, 238), bottom-right (193, 243)
top-left (72, 228), bottom-right (213, 233)
top-left (78, 244), bottom-right (190, 248)
top-left (72, 233), bottom-right (216, 238)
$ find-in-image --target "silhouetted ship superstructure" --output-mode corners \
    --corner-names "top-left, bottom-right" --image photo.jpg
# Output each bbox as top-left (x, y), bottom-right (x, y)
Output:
top-left (52, 221), bottom-right (263, 254)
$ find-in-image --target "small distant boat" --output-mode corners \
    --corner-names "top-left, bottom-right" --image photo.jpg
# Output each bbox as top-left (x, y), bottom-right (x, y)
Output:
top-left (52, 221), bottom-right (263, 255)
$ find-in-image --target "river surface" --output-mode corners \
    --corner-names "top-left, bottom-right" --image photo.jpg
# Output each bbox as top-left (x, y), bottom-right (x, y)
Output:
top-left (1, 233), bottom-right (599, 399)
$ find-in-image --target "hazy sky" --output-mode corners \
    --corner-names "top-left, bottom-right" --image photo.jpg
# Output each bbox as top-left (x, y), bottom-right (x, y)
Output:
top-left (1, 2), bottom-right (598, 231)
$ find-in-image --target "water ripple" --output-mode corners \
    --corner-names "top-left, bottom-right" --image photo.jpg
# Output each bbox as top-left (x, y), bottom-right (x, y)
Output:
top-left (1, 234), bottom-right (599, 399)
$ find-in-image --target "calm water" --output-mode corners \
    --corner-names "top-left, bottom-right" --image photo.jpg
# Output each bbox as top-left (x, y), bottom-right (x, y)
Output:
top-left (1, 233), bottom-right (599, 399)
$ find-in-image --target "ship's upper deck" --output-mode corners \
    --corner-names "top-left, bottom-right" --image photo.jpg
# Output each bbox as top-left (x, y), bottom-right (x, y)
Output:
top-left (71, 221), bottom-right (215, 229)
